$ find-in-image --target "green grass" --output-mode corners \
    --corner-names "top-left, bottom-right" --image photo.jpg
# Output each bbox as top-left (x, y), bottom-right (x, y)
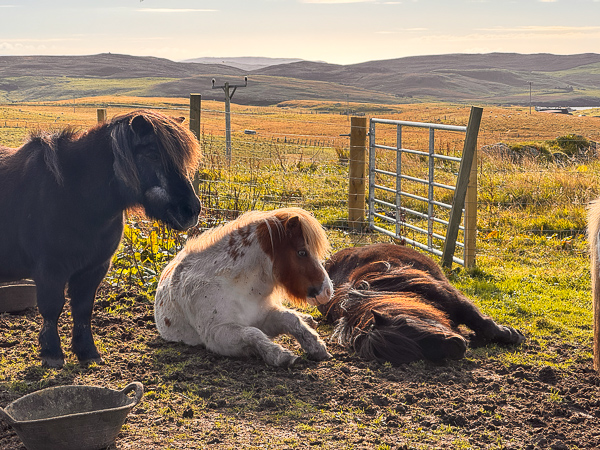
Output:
top-left (0, 77), bottom-right (177, 102)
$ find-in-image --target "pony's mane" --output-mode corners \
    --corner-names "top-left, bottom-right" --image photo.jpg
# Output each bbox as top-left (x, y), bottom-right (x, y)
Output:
top-left (110, 110), bottom-right (201, 193)
top-left (27, 128), bottom-right (81, 185)
top-left (186, 207), bottom-right (330, 260)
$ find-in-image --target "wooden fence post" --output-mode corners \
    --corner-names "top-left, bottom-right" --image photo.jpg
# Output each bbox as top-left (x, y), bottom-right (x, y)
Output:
top-left (348, 117), bottom-right (367, 231)
top-left (441, 106), bottom-right (483, 268)
top-left (97, 108), bottom-right (107, 123)
top-left (189, 94), bottom-right (201, 140)
top-left (189, 94), bottom-right (202, 194)
top-left (464, 145), bottom-right (478, 268)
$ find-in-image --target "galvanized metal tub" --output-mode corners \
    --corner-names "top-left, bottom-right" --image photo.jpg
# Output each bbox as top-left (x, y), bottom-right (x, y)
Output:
top-left (0, 382), bottom-right (143, 450)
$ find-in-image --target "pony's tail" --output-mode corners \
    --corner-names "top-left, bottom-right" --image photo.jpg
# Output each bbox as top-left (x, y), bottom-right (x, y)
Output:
top-left (587, 199), bottom-right (600, 371)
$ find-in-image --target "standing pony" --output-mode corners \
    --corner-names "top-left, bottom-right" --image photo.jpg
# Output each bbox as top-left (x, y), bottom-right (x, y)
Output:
top-left (0, 110), bottom-right (201, 367)
top-left (319, 243), bottom-right (524, 365)
top-left (154, 207), bottom-right (333, 367)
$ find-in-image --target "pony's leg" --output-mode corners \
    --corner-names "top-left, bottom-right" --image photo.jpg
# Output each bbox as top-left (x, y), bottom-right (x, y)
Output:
top-left (35, 276), bottom-right (68, 368)
top-left (439, 287), bottom-right (525, 345)
top-left (262, 309), bottom-right (331, 361)
top-left (385, 274), bottom-right (524, 345)
top-left (296, 311), bottom-right (318, 329)
top-left (209, 324), bottom-right (299, 367)
top-left (68, 262), bottom-right (110, 364)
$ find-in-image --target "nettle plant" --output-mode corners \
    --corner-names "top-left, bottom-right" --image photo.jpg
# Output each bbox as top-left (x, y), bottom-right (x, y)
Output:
top-left (106, 217), bottom-right (188, 294)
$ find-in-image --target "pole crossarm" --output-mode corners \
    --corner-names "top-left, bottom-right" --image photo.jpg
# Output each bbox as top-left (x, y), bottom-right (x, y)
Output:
top-left (211, 77), bottom-right (248, 160)
top-left (212, 76), bottom-right (248, 99)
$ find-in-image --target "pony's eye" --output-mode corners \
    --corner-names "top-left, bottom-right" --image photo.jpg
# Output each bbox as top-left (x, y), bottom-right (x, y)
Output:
top-left (297, 250), bottom-right (307, 257)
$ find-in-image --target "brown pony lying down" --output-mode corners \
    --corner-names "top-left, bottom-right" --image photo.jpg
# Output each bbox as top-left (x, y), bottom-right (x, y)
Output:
top-left (319, 243), bottom-right (524, 365)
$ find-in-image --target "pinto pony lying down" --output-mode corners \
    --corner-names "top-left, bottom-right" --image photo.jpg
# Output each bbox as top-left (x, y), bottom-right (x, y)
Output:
top-left (319, 243), bottom-right (524, 365)
top-left (154, 207), bottom-right (333, 367)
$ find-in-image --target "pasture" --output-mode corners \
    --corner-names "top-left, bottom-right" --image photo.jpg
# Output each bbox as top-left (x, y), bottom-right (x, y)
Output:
top-left (1, 98), bottom-right (600, 449)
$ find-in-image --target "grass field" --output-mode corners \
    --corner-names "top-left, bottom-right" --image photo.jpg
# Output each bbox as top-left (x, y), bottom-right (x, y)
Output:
top-left (1, 97), bottom-right (600, 448)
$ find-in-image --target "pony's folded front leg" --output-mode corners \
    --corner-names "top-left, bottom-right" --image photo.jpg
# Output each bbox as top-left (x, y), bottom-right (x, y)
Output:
top-left (263, 310), bottom-right (331, 361)
top-left (210, 324), bottom-right (299, 367)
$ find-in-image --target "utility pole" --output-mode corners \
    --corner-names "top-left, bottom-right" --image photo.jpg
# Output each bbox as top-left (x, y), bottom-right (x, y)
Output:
top-left (528, 81), bottom-right (533, 114)
top-left (212, 76), bottom-right (248, 161)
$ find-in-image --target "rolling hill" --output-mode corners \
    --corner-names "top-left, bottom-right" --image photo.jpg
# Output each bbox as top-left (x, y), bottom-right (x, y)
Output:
top-left (1, 52), bottom-right (600, 106)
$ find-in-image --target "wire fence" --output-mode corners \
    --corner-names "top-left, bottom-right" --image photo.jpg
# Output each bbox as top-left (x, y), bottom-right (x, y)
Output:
top-left (2, 100), bottom-right (600, 264)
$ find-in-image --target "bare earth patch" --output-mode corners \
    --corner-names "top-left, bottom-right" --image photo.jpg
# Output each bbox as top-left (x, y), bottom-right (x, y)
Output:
top-left (1, 290), bottom-right (599, 449)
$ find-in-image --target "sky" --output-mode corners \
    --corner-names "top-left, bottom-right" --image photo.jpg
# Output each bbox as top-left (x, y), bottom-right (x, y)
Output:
top-left (1, 0), bottom-right (599, 65)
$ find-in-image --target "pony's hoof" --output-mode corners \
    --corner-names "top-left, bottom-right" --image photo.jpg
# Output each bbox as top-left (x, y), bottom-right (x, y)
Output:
top-left (302, 315), bottom-right (319, 330)
top-left (41, 357), bottom-right (65, 368)
top-left (309, 350), bottom-right (332, 361)
top-left (273, 352), bottom-right (299, 367)
top-left (498, 326), bottom-right (526, 345)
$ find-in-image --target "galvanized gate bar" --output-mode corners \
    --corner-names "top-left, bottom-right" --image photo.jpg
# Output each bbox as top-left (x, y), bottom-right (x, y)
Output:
top-left (368, 107), bottom-right (482, 268)
top-left (371, 118), bottom-right (467, 132)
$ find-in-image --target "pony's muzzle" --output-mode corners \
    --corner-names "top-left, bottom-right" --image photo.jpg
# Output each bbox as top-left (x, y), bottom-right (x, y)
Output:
top-left (307, 276), bottom-right (334, 306)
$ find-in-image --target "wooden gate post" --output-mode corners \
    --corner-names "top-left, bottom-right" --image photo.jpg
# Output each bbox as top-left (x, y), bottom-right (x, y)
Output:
top-left (348, 117), bottom-right (367, 231)
top-left (97, 108), bottom-right (107, 123)
top-left (441, 106), bottom-right (483, 268)
top-left (189, 94), bottom-right (201, 140)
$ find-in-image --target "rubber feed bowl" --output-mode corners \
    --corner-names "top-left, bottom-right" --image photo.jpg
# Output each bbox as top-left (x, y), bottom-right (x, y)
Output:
top-left (0, 280), bottom-right (36, 313)
top-left (0, 382), bottom-right (143, 450)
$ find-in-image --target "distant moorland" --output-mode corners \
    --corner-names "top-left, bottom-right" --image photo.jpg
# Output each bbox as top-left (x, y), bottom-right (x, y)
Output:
top-left (1, 52), bottom-right (600, 106)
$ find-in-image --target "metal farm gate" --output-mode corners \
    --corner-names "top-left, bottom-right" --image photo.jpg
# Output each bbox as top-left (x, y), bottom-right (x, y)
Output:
top-left (367, 107), bottom-right (482, 268)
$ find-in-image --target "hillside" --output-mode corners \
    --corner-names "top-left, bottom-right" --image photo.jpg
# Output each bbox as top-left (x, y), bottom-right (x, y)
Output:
top-left (1, 52), bottom-right (600, 106)
top-left (181, 56), bottom-right (306, 71)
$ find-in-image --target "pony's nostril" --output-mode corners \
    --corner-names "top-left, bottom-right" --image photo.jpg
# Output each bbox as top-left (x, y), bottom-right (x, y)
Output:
top-left (308, 287), bottom-right (320, 298)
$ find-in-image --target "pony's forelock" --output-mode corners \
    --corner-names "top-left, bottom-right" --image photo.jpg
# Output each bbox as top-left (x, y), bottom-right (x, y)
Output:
top-left (109, 110), bottom-right (202, 192)
top-left (276, 207), bottom-right (330, 260)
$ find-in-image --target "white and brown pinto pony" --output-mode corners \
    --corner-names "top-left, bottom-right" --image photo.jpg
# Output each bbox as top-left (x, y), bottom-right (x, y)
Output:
top-left (154, 207), bottom-right (333, 367)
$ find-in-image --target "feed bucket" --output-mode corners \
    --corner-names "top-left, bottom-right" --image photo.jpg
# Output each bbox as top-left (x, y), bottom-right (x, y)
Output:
top-left (0, 382), bottom-right (143, 450)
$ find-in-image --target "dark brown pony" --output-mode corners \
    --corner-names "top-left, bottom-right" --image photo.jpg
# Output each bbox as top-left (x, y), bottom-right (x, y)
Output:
top-left (0, 110), bottom-right (201, 367)
top-left (319, 243), bottom-right (524, 365)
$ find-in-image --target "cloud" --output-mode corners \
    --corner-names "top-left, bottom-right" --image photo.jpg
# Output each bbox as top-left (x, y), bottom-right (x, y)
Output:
top-left (538, 0), bottom-right (558, 2)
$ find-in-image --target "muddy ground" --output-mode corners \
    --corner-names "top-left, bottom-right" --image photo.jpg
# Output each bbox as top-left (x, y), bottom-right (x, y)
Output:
top-left (1, 289), bottom-right (600, 450)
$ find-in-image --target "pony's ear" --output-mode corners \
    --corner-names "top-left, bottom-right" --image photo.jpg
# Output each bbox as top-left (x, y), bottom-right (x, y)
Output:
top-left (172, 116), bottom-right (186, 124)
top-left (286, 215), bottom-right (301, 232)
top-left (130, 114), bottom-right (154, 137)
top-left (372, 309), bottom-right (392, 327)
